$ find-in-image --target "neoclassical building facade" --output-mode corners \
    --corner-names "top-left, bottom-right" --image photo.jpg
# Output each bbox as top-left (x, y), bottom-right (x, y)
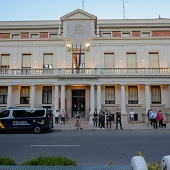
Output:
top-left (0, 9), bottom-right (170, 123)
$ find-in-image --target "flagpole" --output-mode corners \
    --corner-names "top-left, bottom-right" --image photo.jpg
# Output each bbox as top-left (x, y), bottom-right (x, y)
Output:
top-left (72, 44), bottom-right (74, 73)
top-left (76, 44), bottom-right (78, 69)
top-left (79, 44), bottom-right (81, 68)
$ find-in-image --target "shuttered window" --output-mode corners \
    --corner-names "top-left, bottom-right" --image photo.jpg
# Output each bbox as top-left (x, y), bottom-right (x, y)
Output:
top-left (127, 53), bottom-right (137, 68)
top-left (22, 54), bottom-right (31, 68)
top-left (1, 54), bottom-right (10, 68)
top-left (43, 53), bottom-right (53, 68)
top-left (128, 86), bottom-right (138, 104)
top-left (104, 53), bottom-right (114, 68)
top-left (105, 86), bottom-right (115, 104)
top-left (149, 53), bottom-right (159, 68)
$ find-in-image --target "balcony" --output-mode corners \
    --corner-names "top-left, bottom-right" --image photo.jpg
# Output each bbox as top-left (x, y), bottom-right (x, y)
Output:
top-left (0, 68), bottom-right (170, 78)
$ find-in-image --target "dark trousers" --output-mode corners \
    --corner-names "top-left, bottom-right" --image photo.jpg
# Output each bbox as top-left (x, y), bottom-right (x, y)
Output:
top-left (153, 118), bottom-right (158, 129)
top-left (55, 117), bottom-right (59, 124)
top-left (101, 120), bottom-right (105, 128)
top-left (98, 120), bottom-right (102, 128)
top-left (159, 120), bottom-right (163, 127)
top-left (116, 119), bottom-right (123, 129)
top-left (61, 117), bottom-right (65, 124)
top-left (93, 119), bottom-right (98, 127)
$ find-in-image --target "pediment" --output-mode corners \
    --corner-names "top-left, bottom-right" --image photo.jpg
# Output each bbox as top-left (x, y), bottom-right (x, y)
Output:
top-left (60, 9), bottom-right (97, 21)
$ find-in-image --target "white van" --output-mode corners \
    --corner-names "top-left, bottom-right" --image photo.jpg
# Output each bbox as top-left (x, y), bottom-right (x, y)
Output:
top-left (0, 108), bottom-right (54, 134)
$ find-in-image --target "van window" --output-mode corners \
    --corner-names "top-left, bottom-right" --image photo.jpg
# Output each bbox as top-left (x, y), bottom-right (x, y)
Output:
top-left (29, 110), bottom-right (45, 117)
top-left (0, 109), bottom-right (10, 118)
top-left (13, 110), bottom-right (28, 118)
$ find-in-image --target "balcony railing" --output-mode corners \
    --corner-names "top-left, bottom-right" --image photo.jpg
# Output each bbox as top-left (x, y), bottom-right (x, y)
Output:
top-left (0, 68), bottom-right (170, 77)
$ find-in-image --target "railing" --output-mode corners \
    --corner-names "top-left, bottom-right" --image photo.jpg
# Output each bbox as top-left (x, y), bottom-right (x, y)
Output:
top-left (0, 68), bottom-right (170, 76)
top-left (1, 155), bottom-right (170, 170)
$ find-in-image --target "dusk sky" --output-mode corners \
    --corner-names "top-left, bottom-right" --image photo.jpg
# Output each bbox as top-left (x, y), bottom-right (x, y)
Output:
top-left (0, 0), bottom-right (169, 21)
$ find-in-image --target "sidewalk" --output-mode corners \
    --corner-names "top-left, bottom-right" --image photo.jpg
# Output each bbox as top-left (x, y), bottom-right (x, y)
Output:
top-left (53, 122), bottom-right (170, 131)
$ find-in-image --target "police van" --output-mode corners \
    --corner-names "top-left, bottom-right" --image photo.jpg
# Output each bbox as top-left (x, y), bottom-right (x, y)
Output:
top-left (0, 108), bottom-right (54, 134)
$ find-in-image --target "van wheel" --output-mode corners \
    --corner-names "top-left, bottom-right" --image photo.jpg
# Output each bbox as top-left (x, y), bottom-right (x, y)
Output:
top-left (33, 125), bottom-right (42, 134)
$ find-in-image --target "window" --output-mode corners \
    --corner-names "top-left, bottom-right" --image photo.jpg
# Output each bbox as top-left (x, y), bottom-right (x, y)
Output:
top-left (141, 32), bottom-right (150, 37)
top-left (105, 86), bottom-right (115, 104)
top-left (42, 86), bottom-right (52, 104)
top-left (12, 34), bottom-right (20, 39)
top-left (128, 86), bottom-right (138, 104)
top-left (151, 86), bottom-right (161, 104)
top-left (0, 87), bottom-right (8, 104)
top-left (127, 53), bottom-right (137, 68)
top-left (13, 110), bottom-right (28, 117)
top-left (122, 32), bottom-right (131, 37)
top-left (1, 54), bottom-right (10, 69)
top-left (43, 53), bottom-right (53, 68)
top-left (103, 33), bottom-right (111, 37)
top-left (0, 109), bottom-right (10, 118)
top-left (149, 52), bottom-right (159, 68)
top-left (22, 54), bottom-right (31, 74)
top-left (20, 86), bottom-right (30, 104)
top-left (28, 110), bottom-right (45, 117)
top-left (104, 53), bottom-right (114, 68)
top-left (49, 33), bottom-right (57, 38)
top-left (30, 34), bottom-right (38, 38)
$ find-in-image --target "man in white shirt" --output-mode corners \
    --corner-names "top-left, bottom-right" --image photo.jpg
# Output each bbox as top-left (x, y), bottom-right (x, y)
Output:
top-left (152, 111), bottom-right (158, 129)
top-left (129, 109), bottom-right (135, 124)
top-left (54, 110), bottom-right (60, 124)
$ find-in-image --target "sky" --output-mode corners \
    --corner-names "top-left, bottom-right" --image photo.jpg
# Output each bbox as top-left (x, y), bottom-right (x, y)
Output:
top-left (0, 0), bottom-right (170, 21)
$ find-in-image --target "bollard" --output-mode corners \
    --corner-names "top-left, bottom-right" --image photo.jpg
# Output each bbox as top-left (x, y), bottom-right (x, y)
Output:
top-left (162, 155), bottom-right (170, 170)
top-left (130, 156), bottom-right (148, 170)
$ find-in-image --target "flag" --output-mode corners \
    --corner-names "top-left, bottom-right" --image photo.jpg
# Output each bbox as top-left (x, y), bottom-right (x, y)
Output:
top-left (78, 44), bottom-right (81, 68)
top-left (72, 44), bottom-right (78, 68)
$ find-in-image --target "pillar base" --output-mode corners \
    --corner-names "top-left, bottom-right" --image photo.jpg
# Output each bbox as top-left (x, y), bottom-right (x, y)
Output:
top-left (121, 112), bottom-right (128, 123)
top-left (142, 113), bottom-right (148, 124)
top-left (89, 112), bottom-right (94, 124)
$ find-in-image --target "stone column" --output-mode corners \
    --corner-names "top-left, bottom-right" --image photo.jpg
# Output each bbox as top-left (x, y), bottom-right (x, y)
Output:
top-left (61, 85), bottom-right (65, 111)
top-left (144, 85), bottom-right (150, 123)
top-left (7, 85), bottom-right (12, 108)
top-left (30, 85), bottom-right (35, 108)
top-left (89, 85), bottom-right (95, 123)
top-left (97, 85), bottom-right (101, 113)
top-left (120, 84), bottom-right (127, 122)
top-left (54, 85), bottom-right (59, 112)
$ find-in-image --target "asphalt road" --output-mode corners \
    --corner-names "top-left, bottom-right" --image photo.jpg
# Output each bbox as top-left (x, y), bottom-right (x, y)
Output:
top-left (0, 129), bottom-right (170, 166)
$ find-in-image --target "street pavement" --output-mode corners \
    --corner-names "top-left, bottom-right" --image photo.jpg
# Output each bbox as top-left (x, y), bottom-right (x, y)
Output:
top-left (53, 121), bottom-right (170, 131)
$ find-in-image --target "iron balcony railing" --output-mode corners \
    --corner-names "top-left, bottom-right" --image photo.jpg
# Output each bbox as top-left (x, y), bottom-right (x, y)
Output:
top-left (0, 68), bottom-right (170, 77)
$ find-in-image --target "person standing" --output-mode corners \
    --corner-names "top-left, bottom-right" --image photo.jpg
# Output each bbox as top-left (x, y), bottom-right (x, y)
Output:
top-left (98, 110), bottom-right (102, 129)
top-left (152, 110), bottom-right (158, 129)
top-left (54, 110), bottom-right (60, 124)
top-left (116, 110), bottom-right (123, 130)
top-left (93, 110), bottom-right (98, 128)
top-left (148, 109), bottom-right (153, 126)
top-left (157, 110), bottom-right (164, 128)
top-left (75, 111), bottom-right (82, 130)
top-left (129, 109), bottom-right (135, 124)
top-left (60, 109), bottom-right (66, 124)
top-left (101, 110), bottom-right (105, 129)
top-left (106, 111), bottom-right (112, 130)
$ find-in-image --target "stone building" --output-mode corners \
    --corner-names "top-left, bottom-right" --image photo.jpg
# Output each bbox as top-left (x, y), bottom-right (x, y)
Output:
top-left (0, 9), bottom-right (170, 123)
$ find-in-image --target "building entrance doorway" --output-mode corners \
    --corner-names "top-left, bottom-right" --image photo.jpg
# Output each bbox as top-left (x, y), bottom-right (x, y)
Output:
top-left (72, 90), bottom-right (85, 118)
